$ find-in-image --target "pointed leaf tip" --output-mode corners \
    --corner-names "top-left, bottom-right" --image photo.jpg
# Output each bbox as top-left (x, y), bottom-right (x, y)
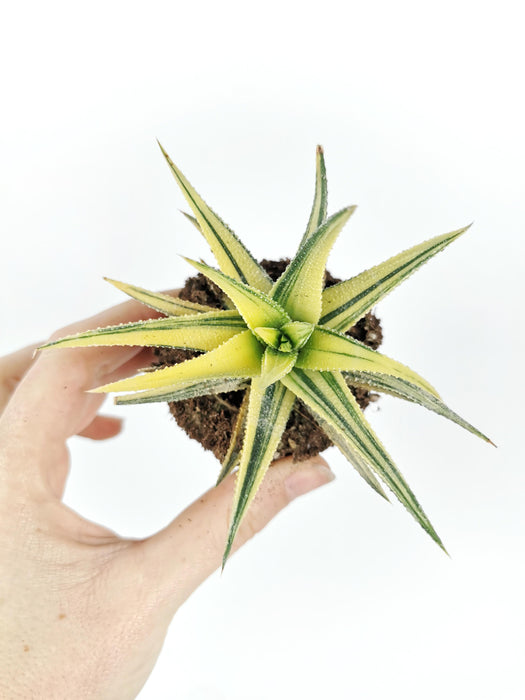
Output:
top-left (274, 205), bottom-right (357, 323)
top-left (160, 151), bottom-right (272, 291)
top-left (180, 209), bottom-right (201, 231)
top-left (223, 380), bottom-right (295, 567)
top-left (320, 222), bottom-right (471, 332)
top-left (221, 552), bottom-right (229, 571)
top-left (260, 347), bottom-right (297, 387)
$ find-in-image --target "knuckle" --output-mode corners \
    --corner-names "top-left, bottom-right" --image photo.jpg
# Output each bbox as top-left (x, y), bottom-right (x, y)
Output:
top-left (48, 324), bottom-right (77, 342)
top-left (2, 374), bottom-right (19, 395)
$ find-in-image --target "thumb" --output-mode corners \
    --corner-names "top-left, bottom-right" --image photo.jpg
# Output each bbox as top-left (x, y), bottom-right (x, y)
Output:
top-left (136, 455), bottom-right (334, 608)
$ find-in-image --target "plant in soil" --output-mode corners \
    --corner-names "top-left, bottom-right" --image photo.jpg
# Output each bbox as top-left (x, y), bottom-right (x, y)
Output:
top-left (42, 144), bottom-right (492, 566)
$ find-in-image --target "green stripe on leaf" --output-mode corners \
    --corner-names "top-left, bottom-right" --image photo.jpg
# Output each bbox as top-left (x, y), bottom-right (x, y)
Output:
top-left (91, 330), bottom-right (263, 394)
top-left (271, 207), bottom-right (356, 323)
top-left (183, 258), bottom-right (291, 332)
top-left (259, 347), bottom-right (297, 388)
top-left (320, 225), bottom-right (470, 332)
top-left (40, 310), bottom-right (246, 353)
top-left (281, 369), bottom-right (446, 551)
top-left (115, 377), bottom-right (246, 405)
top-left (158, 142), bottom-right (272, 292)
top-left (344, 370), bottom-right (493, 444)
top-left (305, 408), bottom-right (388, 499)
top-left (104, 278), bottom-right (215, 316)
top-left (299, 145), bottom-right (328, 248)
top-left (216, 390), bottom-right (250, 485)
top-left (223, 379), bottom-right (296, 566)
top-left (296, 327), bottom-right (439, 397)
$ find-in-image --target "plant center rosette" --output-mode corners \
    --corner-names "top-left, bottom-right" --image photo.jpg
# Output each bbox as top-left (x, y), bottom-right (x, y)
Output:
top-left (42, 145), bottom-right (492, 566)
top-left (154, 260), bottom-right (383, 465)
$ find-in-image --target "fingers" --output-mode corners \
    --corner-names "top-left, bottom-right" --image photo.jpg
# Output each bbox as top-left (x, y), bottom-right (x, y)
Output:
top-left (3, 297), bottom-right (168, 433)
top-left (78, 415), bottom-right (123, 440)
top-left (0, 342), bottom-right (43, 414)
top-left (99, 347), bottom-right (157, 387)
top-left (0, 293), bottom-right (178, 494)
top-left (133, 456), bottom-right (335, 609)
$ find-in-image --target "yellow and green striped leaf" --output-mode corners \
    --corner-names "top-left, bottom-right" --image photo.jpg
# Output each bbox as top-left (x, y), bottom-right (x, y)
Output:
top-left (280, 321), bottom-right (314, 350)
top-left (216, 389), bottom-right (250, 485)
top-left (40, 310), bottom-right (246, 353)
top-left (271, 207), bottom-right (356, 323)
top-left (115, 377), bottom-right (247, 405)
top-left (259, 347), bottom-right (297, 388)
top-left (344, 370), bottom-right (493, 444)
top-left (306, 409), bottom-right (388, 499)
top-left (320, 225), bottom-right (470, 332)
top-left (253, 326), bottom-right (281, 349)
top-left (296, 327), bottom-right (439, 397)
top-left (90, 330), bottom-right (263, 394)
top-left (281, 369), bottom-right (446, 551)
top-left (104, 277), bottom-right (216, 316)
top-left (183, 258), bottom-right (291, 331)
top-left (298, 145), bottom-right (328, 248)
top-left (158, 142), bottom-right (272, 292)
top-left (223, 378), bottom-right (296, 566)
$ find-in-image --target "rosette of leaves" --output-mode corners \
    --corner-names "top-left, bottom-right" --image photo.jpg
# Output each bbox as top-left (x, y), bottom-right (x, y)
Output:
top-left (43, 144), bottom-right (492, 566)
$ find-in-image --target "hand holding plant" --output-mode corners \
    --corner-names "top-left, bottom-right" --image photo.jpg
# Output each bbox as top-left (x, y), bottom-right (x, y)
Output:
top-left (0, 301), bottom-right (333, 698)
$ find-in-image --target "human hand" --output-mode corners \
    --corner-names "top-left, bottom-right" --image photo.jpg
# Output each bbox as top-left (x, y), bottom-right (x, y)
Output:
top-left (0, 298), bottom-right (334, 699)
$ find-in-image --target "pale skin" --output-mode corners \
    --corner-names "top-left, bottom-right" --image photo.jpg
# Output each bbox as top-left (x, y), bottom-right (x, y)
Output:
top-left (0, 296), bottom-right (334, 699)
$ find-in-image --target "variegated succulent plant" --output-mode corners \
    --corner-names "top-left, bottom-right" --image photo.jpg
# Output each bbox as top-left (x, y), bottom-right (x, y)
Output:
top-left (43, 144), bottom-right (492, 566)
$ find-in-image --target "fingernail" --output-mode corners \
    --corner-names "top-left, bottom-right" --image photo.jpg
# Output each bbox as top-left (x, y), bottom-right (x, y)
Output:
top-left (284, 460), bottom-right (335, 500)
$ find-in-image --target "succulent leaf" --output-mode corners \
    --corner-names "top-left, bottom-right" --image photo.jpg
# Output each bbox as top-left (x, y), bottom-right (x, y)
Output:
top-left (183, 257), bottom-right (291, 331)
top-left (280, 321), bottom-right (314, 350)
top-left (299, 145), bottom-right (328, 248)
top-left (253, 326), bottom-right (281, 349)
top-left (40, 310), bottom-right (247, 353)
top-left (281, 369), bottom-right (446, 551)
top-left (180, 210), bottom-right (202, 232)
top-left (305, 409), bottom-right (389, 499)
top-left (260, 348), bottom-right (297, 388)
top-left (223, 378), bottom-right (296, 566)
top-left (158, 142), bottom-right (272, 292)
top-left (320, 225), bottom-right (470, 332)
top-left (90, 330), bottom-right (263, 394)
top-left (216, 390), bottom-right (250, 485)
top-left (115, 377), bottom-right (247, 406)
top-left (104, 277), bottom-right (216, 316)
top-left (296, 327), bottom-right (439, 397)
top-left (271, 206), bottom-right (356, 323)
top-left (343, 370), bottom-right (492, 443)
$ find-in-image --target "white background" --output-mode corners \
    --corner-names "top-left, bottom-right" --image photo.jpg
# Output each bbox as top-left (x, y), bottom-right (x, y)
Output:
top-left (1, 1), bottom-right (524, 698)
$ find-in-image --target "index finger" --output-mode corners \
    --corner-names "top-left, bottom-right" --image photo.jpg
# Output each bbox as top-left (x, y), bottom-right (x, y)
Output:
top-left (0, 291), bottom-right (179, 482)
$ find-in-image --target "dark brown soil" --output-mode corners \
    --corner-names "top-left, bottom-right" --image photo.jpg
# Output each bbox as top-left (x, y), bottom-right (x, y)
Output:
top-left (153, 260), bottom-right (382, 463)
